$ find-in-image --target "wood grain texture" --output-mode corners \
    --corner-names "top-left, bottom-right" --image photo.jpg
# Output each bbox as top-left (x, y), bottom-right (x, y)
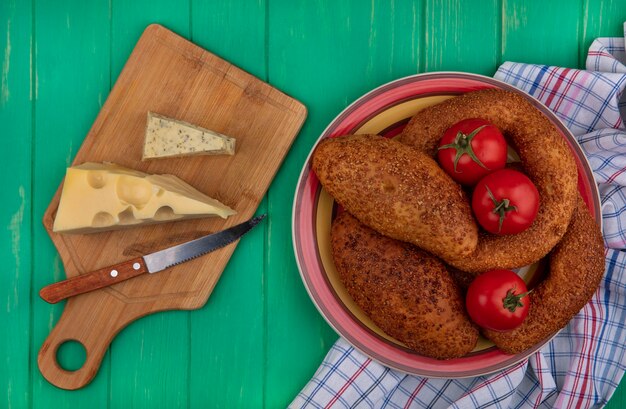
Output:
top-left (107, 3), bottom-right (192, 408)
top-left (265, 1), bottom-right (423, 405)
top-left (502, 0), bottom-right (581, 67)
top-left (0, 1), bottom-right (32, 409)
top-left (582, 0), bottom-right (626, 67)
top-left (31, 0), bottom-right (112, 406)
top-left (4, 0), bottom-right (626, 407)
top-left (424, 0), bottom-right (499, 74)
top-left (189, 1), bottom-right (267, 407)
top-left (38, 24), bottom-right (305, 390)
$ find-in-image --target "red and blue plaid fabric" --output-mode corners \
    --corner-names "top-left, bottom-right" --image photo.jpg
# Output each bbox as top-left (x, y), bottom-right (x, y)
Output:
top-left (291, 26), bottom-right (626, 409)
top-left (587, 23), bottom-right (626, 74)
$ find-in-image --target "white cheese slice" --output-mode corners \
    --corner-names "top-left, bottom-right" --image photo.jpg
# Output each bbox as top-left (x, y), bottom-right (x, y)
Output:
top-left (143, 112), bottom-right (236, 160)
top-left (53, 162), bottom-right (236, 234)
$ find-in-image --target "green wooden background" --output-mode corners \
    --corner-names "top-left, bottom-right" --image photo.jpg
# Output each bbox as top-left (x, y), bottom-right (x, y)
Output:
top-left (2, 0), bottom-right (626, 407)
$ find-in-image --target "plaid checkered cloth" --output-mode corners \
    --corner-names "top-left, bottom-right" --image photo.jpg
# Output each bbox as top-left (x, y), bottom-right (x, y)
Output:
top-left (291, 26), bottom-right (626, 409)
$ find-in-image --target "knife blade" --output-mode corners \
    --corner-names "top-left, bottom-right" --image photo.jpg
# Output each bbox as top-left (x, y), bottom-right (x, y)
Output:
top-left (39, 214), bottom-right (266, 304)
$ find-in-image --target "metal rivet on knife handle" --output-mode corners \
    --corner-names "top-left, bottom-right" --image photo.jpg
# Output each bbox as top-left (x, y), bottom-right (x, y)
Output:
top-left (39, 257), bottom-right (148, 304)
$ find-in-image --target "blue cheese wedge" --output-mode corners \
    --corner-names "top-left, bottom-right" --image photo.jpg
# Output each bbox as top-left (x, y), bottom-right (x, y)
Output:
top-left (53, 162), bottom-right (236, 234)
top-left (143, 112), bottom-right (236, 160)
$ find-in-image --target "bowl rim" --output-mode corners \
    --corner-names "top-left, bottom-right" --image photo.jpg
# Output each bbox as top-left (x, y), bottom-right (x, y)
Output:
top-left (291, 71), bottom-right (601, 378)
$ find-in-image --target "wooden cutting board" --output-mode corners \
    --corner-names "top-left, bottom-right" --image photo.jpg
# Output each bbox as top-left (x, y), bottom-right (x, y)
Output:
top-left (38, 24), bottom-right (306, 390)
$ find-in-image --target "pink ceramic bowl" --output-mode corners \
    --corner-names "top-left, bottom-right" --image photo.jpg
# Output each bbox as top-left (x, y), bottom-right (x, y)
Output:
top-left (292, 72), bottom-right (601, 378)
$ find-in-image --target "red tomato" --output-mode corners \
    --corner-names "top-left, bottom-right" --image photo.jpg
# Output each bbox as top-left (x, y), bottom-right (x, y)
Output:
top-left (472, 169), bottom-right (540, 235)
top-left (466, 269), bottom-right (530, 331)
top-left (437, 118), bottom-right (507, 186)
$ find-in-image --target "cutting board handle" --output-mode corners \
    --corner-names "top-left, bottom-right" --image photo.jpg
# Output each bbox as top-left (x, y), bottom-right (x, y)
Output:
top-left (38, 294), bottom-right (124, 390)
top-left (37, 23), bottom-right (306, 390)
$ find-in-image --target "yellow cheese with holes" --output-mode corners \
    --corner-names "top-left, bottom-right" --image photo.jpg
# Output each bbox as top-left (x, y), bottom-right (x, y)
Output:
top-left (53, 162), bottom-right (236, 234)
top-left (142, 112), bottom-right (236, 160)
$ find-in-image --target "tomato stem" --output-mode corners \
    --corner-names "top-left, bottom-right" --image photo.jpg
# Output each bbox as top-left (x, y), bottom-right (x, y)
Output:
top-left (486, 185), bottom-right (518, 233)
top-left (502, 288), bottom-right (532, 313)
top-left (437, 125), bottom-right (489, 173)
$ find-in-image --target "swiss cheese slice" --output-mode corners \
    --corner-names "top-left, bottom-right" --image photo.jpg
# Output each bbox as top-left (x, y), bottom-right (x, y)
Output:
top-left (53, 162), bottom-right (236, 234)
top-left (142, 112), bottom-right (236, 160)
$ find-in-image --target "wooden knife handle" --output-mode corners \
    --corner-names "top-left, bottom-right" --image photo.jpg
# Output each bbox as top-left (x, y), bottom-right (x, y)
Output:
top-left (39, 257), bottom-right (148, 304)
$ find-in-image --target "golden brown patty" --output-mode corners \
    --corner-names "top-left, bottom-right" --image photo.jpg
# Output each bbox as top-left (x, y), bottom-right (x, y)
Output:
top-left (398, 89), bottom-right (578, 272)
top-left (482, 197), bottom-right (605, 354)
top-left (313, 134), bottom-right (478, 260)
top-left (331, 211), bottom-right (479, 359)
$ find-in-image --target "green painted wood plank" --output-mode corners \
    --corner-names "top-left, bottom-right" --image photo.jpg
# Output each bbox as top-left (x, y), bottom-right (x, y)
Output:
top-left (107, 2), bottom-right (191, 408)
top-left (188, 203), bottom-right (267, 409)
top-left (190, 0), bottom-right (267, 78)
top-left (502, 0), bottom-right (581, 68)
top-left (110, 1), bottom-right (192, 83)
top-left (4, 2), bottom-right (624, 408)
top-left (424, 0), bottom-right (499, 74)
top-left (109, 311), bottom-right (189, 408)
top-left (265, 1), bottom-right (422, 406)
top-left (188, 2), bottom-right (267, 407)
top-left (581, 0), bottom-right (626, 67)
top-left (0, 1), bottom-right (32, 408)
top-left (31, 0), bottom-right (111, 406)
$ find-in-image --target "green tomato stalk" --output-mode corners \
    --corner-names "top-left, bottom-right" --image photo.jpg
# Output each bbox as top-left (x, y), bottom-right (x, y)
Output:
top-left (502, 288), bottom-right (532, 313)
top-left (486, 185), bottom-right (518, 233)
top-left (438, 125), bottom-right (489, 173)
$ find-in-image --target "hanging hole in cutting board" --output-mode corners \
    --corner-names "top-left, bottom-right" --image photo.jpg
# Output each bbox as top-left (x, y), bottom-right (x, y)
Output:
top-left (56, 340), bottom-right (87, 372)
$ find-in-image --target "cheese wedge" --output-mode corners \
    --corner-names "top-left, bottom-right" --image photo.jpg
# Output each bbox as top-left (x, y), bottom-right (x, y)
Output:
top-left (142, 112), bottom-right (236, 160)
top-left (53, 162), bottom-right (236, 234)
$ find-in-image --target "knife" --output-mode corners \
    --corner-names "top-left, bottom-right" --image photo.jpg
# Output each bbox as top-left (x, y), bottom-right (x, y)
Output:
top-left (39, 214), bottom-right (266, 304)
